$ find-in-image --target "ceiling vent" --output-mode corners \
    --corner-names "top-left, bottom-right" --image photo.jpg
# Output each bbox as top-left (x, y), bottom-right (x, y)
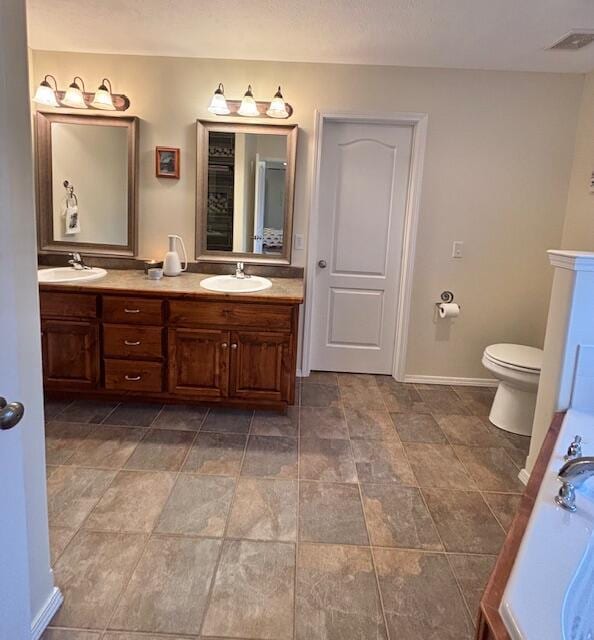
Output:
top-left (548, 30), bottom-right (594, 50)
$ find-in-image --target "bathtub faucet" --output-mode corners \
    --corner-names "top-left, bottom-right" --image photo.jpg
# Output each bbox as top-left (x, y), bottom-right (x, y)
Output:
top-left (555, 456), bottom-right (594, 511)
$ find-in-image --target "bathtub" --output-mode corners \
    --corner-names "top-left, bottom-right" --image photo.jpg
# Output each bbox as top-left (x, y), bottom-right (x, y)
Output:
top-left (500, 409), bottom-right (594, 640)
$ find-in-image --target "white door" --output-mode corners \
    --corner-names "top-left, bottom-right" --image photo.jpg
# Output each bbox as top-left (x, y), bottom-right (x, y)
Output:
top-left (1, 0), bottom-right (55, 637)
top-left (253, 158), bottom-right (266, 253)
top-left (311, 121), bottom-right (413, 373)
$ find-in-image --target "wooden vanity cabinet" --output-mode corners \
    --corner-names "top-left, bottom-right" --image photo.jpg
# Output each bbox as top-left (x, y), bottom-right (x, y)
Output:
top-left (40, 288), bottom-right (299, 409)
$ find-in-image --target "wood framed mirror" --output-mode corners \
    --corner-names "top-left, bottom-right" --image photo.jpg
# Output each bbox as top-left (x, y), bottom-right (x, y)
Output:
top-left (196, 120), bottom-right (297, 264)
top-left (35, 112), bottom-right (139, 257)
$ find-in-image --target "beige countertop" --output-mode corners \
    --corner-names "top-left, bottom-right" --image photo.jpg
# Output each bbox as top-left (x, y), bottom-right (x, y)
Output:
top-left (39, 269), bottom-right (304, 304)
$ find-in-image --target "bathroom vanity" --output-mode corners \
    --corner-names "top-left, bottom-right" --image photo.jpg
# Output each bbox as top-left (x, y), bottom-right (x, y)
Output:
top-left (39, 270), bottom-right (303, 410)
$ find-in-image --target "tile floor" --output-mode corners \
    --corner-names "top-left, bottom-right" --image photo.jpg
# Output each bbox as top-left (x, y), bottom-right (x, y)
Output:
top-left (42, 374), bottom-right (529, 640)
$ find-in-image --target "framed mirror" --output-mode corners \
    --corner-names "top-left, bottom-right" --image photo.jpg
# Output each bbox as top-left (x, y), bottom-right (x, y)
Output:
top-left (35, 112), bottom-right (139, 257)
top-left (196, 120), bottom-right (297, 264)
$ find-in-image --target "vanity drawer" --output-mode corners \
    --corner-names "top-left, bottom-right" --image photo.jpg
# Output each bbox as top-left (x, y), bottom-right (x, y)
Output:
top-left (169, 301), bottom-right (293, 331)
top-left (40, 292), bottom-right (98, 319)
top-left (104, 359), bottom-right (163, 392)
top-left (103, 296), bottom-right (164, 325)
top-left (103, 324), bottom-right (163, 359)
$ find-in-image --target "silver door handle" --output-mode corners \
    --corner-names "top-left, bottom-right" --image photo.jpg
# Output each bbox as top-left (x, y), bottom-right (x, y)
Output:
top-left (124, 340), bottom-right (141, 346)
top-left (0, 397), bottom-right (25, 431)
top-left (318, 260), bottom-right (327, 268)
top-left (124, 375), bottom-right (142, 382)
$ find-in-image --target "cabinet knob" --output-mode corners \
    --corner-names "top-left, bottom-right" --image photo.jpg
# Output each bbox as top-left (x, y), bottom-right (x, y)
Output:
top-left (231, 343), bottom-right (238, 349)
top-left (124, 375), bottom-right (141, 382)
top-left (124, 340), bottom-right (141, 346)
top-left (221, 342), bottom-right (228, 349)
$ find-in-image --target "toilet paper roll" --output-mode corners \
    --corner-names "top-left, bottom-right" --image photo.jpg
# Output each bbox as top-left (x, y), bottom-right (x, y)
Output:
top-left (438, 302), bottom-right (460, 319)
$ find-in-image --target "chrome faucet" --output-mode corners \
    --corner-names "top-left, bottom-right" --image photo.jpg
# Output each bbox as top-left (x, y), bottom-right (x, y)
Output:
top-left (555, 456), bottom-right (594, 511)
top-left (234, 261), bottom-right (245, 279)
top-left (68, 252), bottom-right (89, 270)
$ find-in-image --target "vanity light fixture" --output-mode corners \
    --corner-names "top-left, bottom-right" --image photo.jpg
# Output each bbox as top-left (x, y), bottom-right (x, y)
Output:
top-left (207, 83), bottom-right (230, 115)
top-left (91, 78), bottom-right (116, 110)
top-left (33, 75), bottom-right (60, 107)
top-left (238, 85), bottom-right (260, 117)
top-left (61, 76), bottom-right (88, 109)
top-left (266, 86), bottom-right (289, 119)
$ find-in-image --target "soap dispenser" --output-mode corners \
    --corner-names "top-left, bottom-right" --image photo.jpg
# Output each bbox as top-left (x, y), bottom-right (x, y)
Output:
top-left (163, 234), bottom-right (187, 276)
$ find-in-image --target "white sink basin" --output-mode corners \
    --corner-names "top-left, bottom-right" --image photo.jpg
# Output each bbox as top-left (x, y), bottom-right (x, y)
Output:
top-left (200, 274), bottom-right (272, 293)
top-left (38, 267), bottom-right (107, 284)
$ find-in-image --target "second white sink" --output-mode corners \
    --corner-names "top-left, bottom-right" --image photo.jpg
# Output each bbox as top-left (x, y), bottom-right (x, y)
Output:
top-left (200, 274), bottom-right (272, 293)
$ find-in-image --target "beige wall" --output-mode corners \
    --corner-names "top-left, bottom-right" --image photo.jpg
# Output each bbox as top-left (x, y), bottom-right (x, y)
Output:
top-left (31, 50), bottom-right (583, 378)
top-left (562, 70), bottom-right (594, 250)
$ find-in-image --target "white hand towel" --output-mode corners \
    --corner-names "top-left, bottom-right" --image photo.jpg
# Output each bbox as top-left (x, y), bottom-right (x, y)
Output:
top-left (64, 205), bottom-right (80, 235)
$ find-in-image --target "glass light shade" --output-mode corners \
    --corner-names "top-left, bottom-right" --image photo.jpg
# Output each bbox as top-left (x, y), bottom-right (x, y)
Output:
top-left (208, 84), bottom-right (230, 115)
top-left (266, 87), bottom-right (289, 118)
top-left (62, 81), bottom-right (87, 109)
top-left (33, 81), bottom-right (59, 107)
top-left (238, 85), bottom-right (259, 117)
top-left (91, 86), bottom-right (115, 110)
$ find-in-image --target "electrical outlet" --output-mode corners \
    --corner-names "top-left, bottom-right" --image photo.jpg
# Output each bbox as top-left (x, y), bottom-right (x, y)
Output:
top-left (452, 241), bottom-right (464, 258)
top-left (294, 234), bottom-right (305, 250)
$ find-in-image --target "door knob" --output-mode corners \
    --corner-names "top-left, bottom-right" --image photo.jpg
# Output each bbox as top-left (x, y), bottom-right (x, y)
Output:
top-left (0, 397), bottom-right (25, 431)
top-left (318, 260), bottom-right (327, 268)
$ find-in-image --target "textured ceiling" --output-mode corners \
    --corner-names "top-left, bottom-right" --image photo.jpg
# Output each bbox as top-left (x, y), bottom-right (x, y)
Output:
top-left (26, 0), bottom-right (594, 73)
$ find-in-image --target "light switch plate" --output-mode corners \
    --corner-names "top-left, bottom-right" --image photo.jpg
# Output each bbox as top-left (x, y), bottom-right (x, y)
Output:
top-left (294, 234), bottom-right (305, 250)
top-left (452, 241), bottom-right (464, 258)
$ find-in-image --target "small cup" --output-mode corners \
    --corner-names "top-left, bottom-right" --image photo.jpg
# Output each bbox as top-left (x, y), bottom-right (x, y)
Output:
top-left (144, 259), bottom-right (163, 273)
top-left (147, 267), bottom-right (163, 280)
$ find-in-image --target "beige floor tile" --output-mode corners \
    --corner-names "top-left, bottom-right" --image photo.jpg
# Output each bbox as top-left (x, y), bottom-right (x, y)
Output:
top-left (47, 466), bottom-right (116, 528)
top-left (483, 491), bottom-right (522, 531)
top-left (453, 445), bottom-right (524, 492)
top-left (56, 399), bottom-right (118, 424)
top-left (301, 383), bottom-right (341, 407)
top-left (83, 470), bottom-right (175, 533)
top-left (361, 483), bottom-right (442, 550)
top-left (110, 536), bottom-right (220, 635)
top-left (351, 438), bottom-right (416, 484)
top-left (422, 488), bottom-right (505, 554)
top-left (296, 543), bottom-right (387, 640)
top-left (226, 478), bottom-right (297, 541)
top-left (299, 481), bottom-right (368, 545)
top-left (66, 426), bottom-right (144, 469)
top-left (302, 371), bottom-right (339, 386)
top-left (42, 630), bottom-right (101, 640)
top-left (300, 405), bottom-right (349, 439)
top-left (49, 526), bottom-right (76, 565)
top-left (344, 405), bottom-right (398, 440)
top-left (155, 474), bottom-right (235, 536)
top-left (51, 530), bottom-right (146, 629)
top-left (201, 408), bottom-right (253, 434)
top-left (374, 548), bottom-right (474, 640)
top-left (390, 412), bottom-right (447, 443)
top-left (201, 540), bottom-right (295, 640)
top-left (123, 429), bottom-right (195, 471)
top-left (448, 553), bottom-right (497, 617)
top-left (436, 414), bottom-right (502, 447)
top-left (151, 404), bottom-right (209, 431)
top-left (45, 421), bottom-right (95, 465)
top-left (404, 442), bottom-right (476, 489)
top-left (299, 437), bottom-right (357, 482)
top-left (102, 403), bottom-right (162, 427)
top-left (241, 435), bottom-right (298, 478)
top-left (251, 407), bottom-right (299, 437)
top-left (182, 433), bottom-right (247, 476)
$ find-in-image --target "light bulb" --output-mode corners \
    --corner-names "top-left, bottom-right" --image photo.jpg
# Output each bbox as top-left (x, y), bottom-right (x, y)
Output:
top-left (208, 83), bottom-right (230, 115)
top-left (238, 85), bottom-right (259, 117)
top-left (33, 75), bottom-right (59, 107)
top-left (266, 86), bottom-right (289, 119)
top-left (91, 78), bottom-right (116, 110)
top-left (61, 77), bottom-right (88, 109)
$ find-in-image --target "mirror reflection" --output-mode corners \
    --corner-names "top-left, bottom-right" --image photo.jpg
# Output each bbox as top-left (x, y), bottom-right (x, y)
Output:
top-left (51, 122), bottom-right (128, 245)
top-left (206, 132), bottom-right (287, 254)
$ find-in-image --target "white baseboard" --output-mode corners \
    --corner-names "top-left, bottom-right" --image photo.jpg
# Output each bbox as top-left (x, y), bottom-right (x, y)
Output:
top-left (31, 586), bottom-right (63, 640)
top-left (296, 368), bottom-right (303, 378)
top-left (403, 374), bottom-right (498, 388)
top-left (518, 468), bottom-right (530, 486)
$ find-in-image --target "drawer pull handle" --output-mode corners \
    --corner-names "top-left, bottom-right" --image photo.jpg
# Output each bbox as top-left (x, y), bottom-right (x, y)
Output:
top-left (221, 342), bottom-right (228, 349)
top-left (231, 343), bottom-right (238, 350)
top-left (124, 308), bottom-right (141, 314)
top-left (125, 375), bottom-right (142, 382)
top-left (124, 340), bottom-right (141, 346)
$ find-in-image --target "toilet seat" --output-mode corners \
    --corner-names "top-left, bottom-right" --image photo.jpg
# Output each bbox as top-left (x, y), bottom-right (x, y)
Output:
top-left (483, 343), bottom-right (542, 373)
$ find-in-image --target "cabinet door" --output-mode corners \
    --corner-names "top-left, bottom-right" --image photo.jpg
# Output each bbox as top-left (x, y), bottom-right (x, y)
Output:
top-left (168, 328), bottom-right (229, 399)
top-left (41, 319), bottom-right (99, 389)
top-left (229, 331), bottom-right (292, 402)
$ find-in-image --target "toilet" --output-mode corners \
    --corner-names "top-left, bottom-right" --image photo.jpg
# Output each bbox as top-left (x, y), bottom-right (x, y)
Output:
top-left (482, 343), bottom-right (543, 436)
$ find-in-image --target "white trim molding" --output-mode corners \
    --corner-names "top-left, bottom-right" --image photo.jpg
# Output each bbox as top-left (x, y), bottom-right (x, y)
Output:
top-left (518, 468), bottom-right (530, 486)
top-left (31, 586), bottom-right (63, 640)
top-left (547, 249), bottom-right (594, 272)
top-left (301, 110), bottom-right (429, 379)
top-left (404, 374), bottom-right (499, 387)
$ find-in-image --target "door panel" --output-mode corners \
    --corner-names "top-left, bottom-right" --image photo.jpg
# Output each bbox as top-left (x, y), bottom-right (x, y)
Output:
top-left (168, 328), bottom-right (229, 399)
top-left (229, 331), bottom-right (290, 402)
top-left (42, 319), bottom-right (99, 388)
top-left (312, 121), bottom-right (413, 374)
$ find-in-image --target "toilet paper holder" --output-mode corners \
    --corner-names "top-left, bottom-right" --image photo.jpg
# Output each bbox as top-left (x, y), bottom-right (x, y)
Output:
top-left (435, 290), bottom-right (460, 308)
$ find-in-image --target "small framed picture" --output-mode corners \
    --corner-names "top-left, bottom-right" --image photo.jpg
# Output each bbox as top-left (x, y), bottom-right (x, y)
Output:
top-left (155, 146), bottom-right (180, 179)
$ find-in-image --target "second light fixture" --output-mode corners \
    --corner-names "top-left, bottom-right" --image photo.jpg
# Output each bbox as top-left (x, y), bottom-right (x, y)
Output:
top-left (208, 84), bottom-right (292, 119)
